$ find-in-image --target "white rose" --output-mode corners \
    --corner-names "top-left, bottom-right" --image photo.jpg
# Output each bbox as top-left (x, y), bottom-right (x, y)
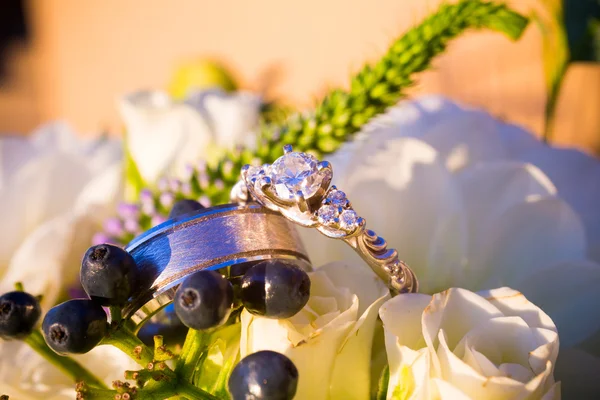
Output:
top-left (299, 96), bottom-right (600, 397)
top-left (240, 261), bottom-right (390, 400)
top-left (379, 287), bottom-right (560, 400)
top-left (119, 88), bottom-right (262, 184)
top-left (0, 123), bottom-right (136, 398)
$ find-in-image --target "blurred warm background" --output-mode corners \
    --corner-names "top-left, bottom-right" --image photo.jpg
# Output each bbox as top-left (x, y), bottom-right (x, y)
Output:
top-left (0, 0), bottom-right (598, 151)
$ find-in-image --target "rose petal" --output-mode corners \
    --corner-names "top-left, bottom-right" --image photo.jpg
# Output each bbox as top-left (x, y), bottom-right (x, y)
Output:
top-left (341, 138), bottom-right (465, 293)
top-left (119, 90), bottom-right (213, 183)
top-left (0, 213), bottom-right (100, 309)
top-left (437, 330), bottom-right (549, 399)
top-left (199, 90), bottom-right (262, 149)
top-left (418, 109), bottom-right (507, 172)
top-left (329, 272), bottom-right (390, 399)
top-left (518, 146), bottom-right (600, 264)
top-left (422, 288), bottom-right (503, 354)
top-left (432, 378), bottom-right (472, 400)
top-left (515, 260), bottom-right (600, 347)
top-left (478, 287), bottom-right (556, 332)
top-left (386, 347), bottom-right (432, 400)
top-left (380, 293), bottom-right (431, 349)
top-left (541, 381), bottom-right (561, 400)
top-left (475, 196), bottom-right (586, 288)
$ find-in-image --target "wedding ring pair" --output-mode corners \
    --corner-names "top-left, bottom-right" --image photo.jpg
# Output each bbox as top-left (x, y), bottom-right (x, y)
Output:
top-left (123, 145), bottom-right (418, 331)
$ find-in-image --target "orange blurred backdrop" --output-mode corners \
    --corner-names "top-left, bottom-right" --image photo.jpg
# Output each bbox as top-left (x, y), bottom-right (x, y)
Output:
top-left (0, 0), bottom-right (598, 151)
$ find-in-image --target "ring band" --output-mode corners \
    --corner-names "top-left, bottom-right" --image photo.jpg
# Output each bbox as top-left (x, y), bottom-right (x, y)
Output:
top-left (122, 203), bottom-right (311, 331)
top-left (230, 145), bottom-right (418, 294)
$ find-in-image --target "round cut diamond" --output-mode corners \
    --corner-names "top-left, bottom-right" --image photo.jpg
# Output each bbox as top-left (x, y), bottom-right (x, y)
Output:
top-left (317, 205), bottom-right (338, 224)
top-left (269, 152), bottom-right (329, 200)
top-left (327, 190), bottom-right (347, 207)
top-left (339, 209), bottom-right (358, 230)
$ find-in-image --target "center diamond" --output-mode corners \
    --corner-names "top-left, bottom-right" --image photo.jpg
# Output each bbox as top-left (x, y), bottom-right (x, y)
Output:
top-left (269, 152), bottom-right (328, 200)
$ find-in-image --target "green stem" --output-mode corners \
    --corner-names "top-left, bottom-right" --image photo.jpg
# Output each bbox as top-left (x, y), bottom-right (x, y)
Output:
top-left (79, 379), bottom-right (219, 400)
top-left (24, 330), bottom-right (107, 389)
top-left (108, 306), bottom-right (122, 324)
top-left (100, 325), bottom-right (154, 366)
top-left (176, 329), bottom-right (208, 382)
top-left (543, 62), bottom-right (568, 143)
top-left (177, 381), bottom-right (220, 400)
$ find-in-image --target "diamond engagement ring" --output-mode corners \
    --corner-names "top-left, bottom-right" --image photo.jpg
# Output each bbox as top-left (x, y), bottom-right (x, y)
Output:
top-left (230, 145), bottom-right (418, 294)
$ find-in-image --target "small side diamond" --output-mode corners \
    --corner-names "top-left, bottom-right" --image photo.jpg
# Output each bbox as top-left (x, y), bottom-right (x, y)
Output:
top-left (327, 190), bottom-right (347, 207)
top-left (318, 205), bottom-right (338, 225)
top-left (339, 209), bottom-right (358, 230)
top-left (246, 165), bottom-right (263, 182)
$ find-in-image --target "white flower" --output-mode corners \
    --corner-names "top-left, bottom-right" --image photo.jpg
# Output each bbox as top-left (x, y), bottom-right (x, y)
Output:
top-left (0, 123), bottom-right (134, 398)
top-left (300, 96), bottom-right (600, 373)
top-left (240, 261), bottom-right (390, 400)
top-left (379, 287), bottom-right (560, 400)
top-left (300, 95), bottom-right (600, 397)
top-left (119, 88), bottom-right (262, 183)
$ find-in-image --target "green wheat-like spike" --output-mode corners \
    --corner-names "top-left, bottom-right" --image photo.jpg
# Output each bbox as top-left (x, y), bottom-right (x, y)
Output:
top-left (199, 0), bottom-right (528, 204)
top-left (107, 1), bottom-right (528, 244)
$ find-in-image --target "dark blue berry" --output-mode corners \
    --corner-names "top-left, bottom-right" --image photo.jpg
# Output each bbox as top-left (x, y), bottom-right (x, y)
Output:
top-left (0, 291), bottom-right (41, 339)
top-left (228, 351), bottom-right (298, 400)
top-left (168, 199), bottom-right (205, 219)
top-left (42, 299), bottom-right (107, 355)
top-left (241, 261), bottom-right (310, 319)
top-left (80, 244), bottom-right (139, 306)
top-left (174, 270), bottom-right (234, 330)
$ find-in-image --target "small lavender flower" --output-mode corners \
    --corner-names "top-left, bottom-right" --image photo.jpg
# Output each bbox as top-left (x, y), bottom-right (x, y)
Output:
top-left (180, 182), bottom-right (192, 196)
top-left (159, 192), bottom-right (175, 209)
top-left (123, 218), bottom-right (141, 234)
top-left (198, 195), bottom-right (211, 208)
top-left (222, 160), bottom-right (234, 176)
top-left (197, 172), bottom-right (210, 190)
top-left (182, 164), bottom-right (195, 180)
top-left (103, 217), bottom-right (124, 237)
top-left (158, 177), bottom-right (169, 192)
top-left (141, 200), bottom-right (156, 216)
top-left (151, 215), bottom-right (168, 227)
top-left (91, 232), bottom-right (113, 246)
top-left (117, 203), bottom-right (140, 220)
top-left (214, 179), bottom-right (224, 191)
top-left (169, 178), bottom-right (182, 192)
top-left (140, 189), bottom-right (154, 205)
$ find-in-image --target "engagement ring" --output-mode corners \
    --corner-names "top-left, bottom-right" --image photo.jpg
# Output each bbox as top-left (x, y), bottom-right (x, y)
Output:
top-left (230, 145), bottom-right (418, 294)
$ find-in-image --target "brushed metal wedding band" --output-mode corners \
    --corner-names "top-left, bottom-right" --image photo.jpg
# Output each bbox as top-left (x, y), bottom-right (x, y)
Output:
top-left (121, 203), bottom-right (311, 332)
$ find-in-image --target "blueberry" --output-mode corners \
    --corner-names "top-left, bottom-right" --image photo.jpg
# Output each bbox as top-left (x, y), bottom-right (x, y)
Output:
top-left (174, 270), bottom-right (234, 330)
top-left (0, 291), bottom-right (41, 340)
top-left (168, 199), bottom-right (205, 219)
top-left (241, 261), bottom-right (310, 319)
top-left (80, 244), bottom-right (139, 306)
top-left (228, 351), bottom-right (298, 400)
top-left (42, 299), bottom-right (107, 355)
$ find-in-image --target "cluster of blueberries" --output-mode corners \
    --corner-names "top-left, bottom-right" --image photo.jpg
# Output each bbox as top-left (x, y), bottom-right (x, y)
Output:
top-left (0, 199), bottom-right (311, 400)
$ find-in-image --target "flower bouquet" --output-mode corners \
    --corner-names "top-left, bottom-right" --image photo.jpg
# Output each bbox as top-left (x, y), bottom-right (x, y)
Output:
top-left (1, 1), bottom-right (599, 399)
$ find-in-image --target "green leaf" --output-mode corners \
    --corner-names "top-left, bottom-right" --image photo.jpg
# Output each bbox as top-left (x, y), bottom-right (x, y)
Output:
top-left (199, 0), bottom-right (530, 205)
top-left (564, 0), bottom-right (600, 62)
top-left (374, 365), bottom-right (390, 400)
top-left (536, 0), bottom-right (599, 140)
top-left (123, 134), bottom-right (147, 202)
top-left (108, 1), bottom-right (531, 241)
top-left (194, 323), bottom-right (241, 396)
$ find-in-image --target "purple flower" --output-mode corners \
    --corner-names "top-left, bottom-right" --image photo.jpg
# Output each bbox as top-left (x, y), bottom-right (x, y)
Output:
top-left (103, 217), bottom-right (124, 237)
